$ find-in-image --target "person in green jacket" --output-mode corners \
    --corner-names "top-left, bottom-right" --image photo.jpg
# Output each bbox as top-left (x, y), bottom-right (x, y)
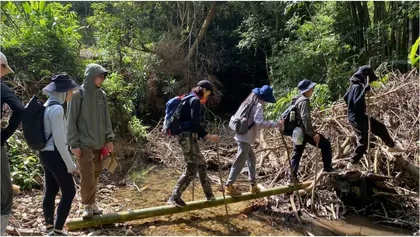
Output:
top-left (66, 63), bottom-right (115, 218)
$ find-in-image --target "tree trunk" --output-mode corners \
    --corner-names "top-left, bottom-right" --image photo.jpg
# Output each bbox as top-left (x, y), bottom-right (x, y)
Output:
top-left (66, 181), bottom-right (311, 230)
top-left (349, 2), bottom-right (360, 48)
top-left (185, 1), bottom-right (217, 62)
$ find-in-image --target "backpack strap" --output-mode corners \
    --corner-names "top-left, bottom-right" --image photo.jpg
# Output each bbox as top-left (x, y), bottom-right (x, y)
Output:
top-left (77, 89), bottom-right (84, 123)
top-left (246, 101), bottom-right (257, 130)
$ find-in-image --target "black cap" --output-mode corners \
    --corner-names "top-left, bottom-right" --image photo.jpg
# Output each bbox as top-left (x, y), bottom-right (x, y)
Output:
top-left (197, 80), bottom-right (213, 94)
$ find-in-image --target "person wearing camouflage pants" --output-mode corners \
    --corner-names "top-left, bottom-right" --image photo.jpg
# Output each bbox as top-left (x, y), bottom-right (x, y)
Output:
top-left (170, 132), bottom-right (213, 203)
top-left (167, 79), bottom-right (220, 207)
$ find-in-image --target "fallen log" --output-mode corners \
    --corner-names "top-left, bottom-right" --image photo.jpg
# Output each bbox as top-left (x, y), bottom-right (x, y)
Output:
top-left (66, 181), bottom-right (311, 230)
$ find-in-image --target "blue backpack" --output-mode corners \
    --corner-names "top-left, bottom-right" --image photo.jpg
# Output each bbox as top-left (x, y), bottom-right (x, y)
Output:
top-left (163, 94), bottom-right (196, 136)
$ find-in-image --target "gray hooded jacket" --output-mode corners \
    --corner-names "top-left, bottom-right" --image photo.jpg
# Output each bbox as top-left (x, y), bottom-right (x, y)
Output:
top-left (66, 64), bottom-right (115, 150)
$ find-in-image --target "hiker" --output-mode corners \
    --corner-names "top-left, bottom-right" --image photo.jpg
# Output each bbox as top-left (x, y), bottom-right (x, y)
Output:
top-left (0, 52), bottom-right (24, 235)
top-left (40, 74), bottom-right (79, 236)
top-left (289, 79), bottom-right (338, 183)
top-left (344, 65), bottom-right (402, 169)
top-left (67, 64), bottom-right (115, 218)
top-left (167, 79), bottom-right (219, 207)
top-left (225, 85), bottom-right (282, 197)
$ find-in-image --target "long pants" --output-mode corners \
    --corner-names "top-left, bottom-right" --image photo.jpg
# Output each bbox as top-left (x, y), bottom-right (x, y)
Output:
top-left (290, 133), bottom-right (332, 178)
top-left (170, 132), bottom-right (213, 199)
top-left (226, 141), bottom-right (256, 185)
top-left (1, 146), bottom-right (12, 235)
top-left (349, 117), bottom-right (395, 164)
top-left (77, 148), bottom-right (102, 205)
top-left (40, 149), bottom-right (76, 230)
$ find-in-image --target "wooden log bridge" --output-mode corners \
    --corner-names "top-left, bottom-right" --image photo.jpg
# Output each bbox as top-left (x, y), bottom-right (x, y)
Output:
top-left (66, 181), bottom-right (311, 230)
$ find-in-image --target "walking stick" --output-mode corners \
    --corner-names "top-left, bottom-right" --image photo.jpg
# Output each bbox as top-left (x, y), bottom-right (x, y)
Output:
top-left (216, 140), bottom-right (231, 231)
top-left (365, 75), bottom-right (372, 172)
top-left (310, 142), bottom-right (320, 213)
top-left (278, 130), bottom-right (303, 209)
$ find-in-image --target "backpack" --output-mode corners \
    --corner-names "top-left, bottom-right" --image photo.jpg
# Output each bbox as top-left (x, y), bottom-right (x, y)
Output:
top-left (229, 101), bottom-right (256, 134)
top-left (163, 94), bottom-right (196, 136)
top-left (281, 97), bottom-right (306, 136)
top-left (22, 96), bottom-right (61, 150)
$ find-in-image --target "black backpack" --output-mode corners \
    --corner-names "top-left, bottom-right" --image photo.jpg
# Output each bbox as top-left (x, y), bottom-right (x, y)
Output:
top-left (281, 98), bottom-right (305, 136)
top-left (22, 96), bottom-right (61, 150)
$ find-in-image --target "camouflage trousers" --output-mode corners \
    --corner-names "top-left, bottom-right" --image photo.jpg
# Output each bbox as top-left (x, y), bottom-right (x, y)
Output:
top-left (170, 132), bottom-right (213, 199)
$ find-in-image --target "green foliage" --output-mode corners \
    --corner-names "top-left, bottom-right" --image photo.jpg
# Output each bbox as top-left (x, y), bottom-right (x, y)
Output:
top-left (6, 131), bottom-right (42, 190)
top-left (311, 84), bottom-right (332, 110)
top-left (409, 37), bottom-right (420, 68)
top-left (266, 88), bottom-right (298, 120)
top-left (1, 1), bottom-right (83, 84)
top-left (129, 117), bottom-right (148, 143)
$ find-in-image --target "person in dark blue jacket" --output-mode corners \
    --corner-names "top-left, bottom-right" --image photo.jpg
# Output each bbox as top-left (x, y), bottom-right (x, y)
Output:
top-left (167, 79), bottom-right (220, 207)
top-left (1, 52), bottom-right (24, 235)
top-left (343, 65), bottom-right (402, 169)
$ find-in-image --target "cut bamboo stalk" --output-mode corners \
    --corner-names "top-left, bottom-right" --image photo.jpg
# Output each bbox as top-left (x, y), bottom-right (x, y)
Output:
top-left (66, 181), bottom-right (311, 230)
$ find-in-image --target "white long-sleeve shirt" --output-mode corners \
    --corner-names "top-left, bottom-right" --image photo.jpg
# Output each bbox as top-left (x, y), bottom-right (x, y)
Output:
top-left (234, 102), bottom-right (279, 144)
top-left (41, 97), bottom-right (77, 173)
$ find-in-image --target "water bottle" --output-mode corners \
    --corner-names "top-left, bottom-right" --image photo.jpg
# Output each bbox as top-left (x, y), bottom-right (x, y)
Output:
top-left (290, 111), bottom-right (296, 121)
top-left (292, 127), bottom-right (304, 145)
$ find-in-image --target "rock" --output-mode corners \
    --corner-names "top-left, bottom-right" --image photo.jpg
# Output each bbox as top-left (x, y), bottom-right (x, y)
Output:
top-left (87, 230), bottom-right (102, 236)
top-left (101, 189), bottom-right (110, 193)
top-left (125, 229), bottom-right (135, 236)
top-left (106, 185), bottom-right (114, 189)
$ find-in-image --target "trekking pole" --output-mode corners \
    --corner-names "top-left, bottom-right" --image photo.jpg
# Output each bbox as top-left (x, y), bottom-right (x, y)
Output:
top-left (215, 138), bottom-right (231, 231)
top-left (366, 75), bottom-right (372, 172)
top-left (310, 142), bottom-right (320, 213)
top-left (278, 129), bottom-right (303, 209)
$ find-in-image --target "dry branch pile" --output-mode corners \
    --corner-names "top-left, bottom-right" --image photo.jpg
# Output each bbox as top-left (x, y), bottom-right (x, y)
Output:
top-left (147, 69), bottom-right (419, 232)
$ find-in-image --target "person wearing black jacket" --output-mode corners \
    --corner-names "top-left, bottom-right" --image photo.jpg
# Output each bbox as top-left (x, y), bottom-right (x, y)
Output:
top-left (344, 65), bottom-right (402, 169)
top-left (167, 80), bottom-right (220, 207)
top-left (0, 52), bottom-right (24, 235)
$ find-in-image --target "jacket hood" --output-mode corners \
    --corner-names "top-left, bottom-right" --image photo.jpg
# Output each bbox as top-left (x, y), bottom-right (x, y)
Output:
top-left (43, 89), bottom-right (67, 105)
top-left (84, 63), bottom-right (108, 90)
top-left (350, 65), bottom-right (378, 84)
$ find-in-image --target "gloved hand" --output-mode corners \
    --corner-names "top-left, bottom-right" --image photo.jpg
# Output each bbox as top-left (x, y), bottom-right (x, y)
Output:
top-left (364, 84), bottom-right (371, 92)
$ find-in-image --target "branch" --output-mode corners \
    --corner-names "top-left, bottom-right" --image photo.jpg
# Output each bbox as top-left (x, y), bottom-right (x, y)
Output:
top-left (185, 1), bottom-right (218, 61)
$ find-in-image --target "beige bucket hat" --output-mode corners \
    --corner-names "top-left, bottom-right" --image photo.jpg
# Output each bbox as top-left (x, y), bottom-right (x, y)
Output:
top-left (0, 52), bottom-right (15, 75)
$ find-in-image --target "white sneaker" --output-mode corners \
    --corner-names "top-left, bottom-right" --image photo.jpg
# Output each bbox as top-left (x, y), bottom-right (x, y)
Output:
top-left (82, 205), bottom-right (93, 218)
top-left (91, 203), bottom-right (103, 215)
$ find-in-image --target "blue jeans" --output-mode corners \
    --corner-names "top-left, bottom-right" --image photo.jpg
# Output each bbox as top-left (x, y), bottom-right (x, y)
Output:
top-left (226, 141), bottom-right (257, 185)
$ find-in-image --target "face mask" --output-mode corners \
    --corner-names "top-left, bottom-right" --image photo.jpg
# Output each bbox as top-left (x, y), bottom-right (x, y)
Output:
top-left (200, 90), bottom-right (211, 104)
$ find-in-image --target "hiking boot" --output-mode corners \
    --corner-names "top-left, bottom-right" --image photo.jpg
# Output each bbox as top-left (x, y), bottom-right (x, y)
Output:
top-left (346, 162), bottom-right (362, 170)
top-left (206, 195), bottom-right (216, 202)
top-left (82, 205), bottom-right (93, 218)
top-left (324, 167), bottom-right (340, 173)
top-left (91, 203), bottom-right (103, 215)
top-left (388, 145), bottom-right (404, 153)
top-left (225, 184), bottom-right (242, 197)
top-left (47, 230), bottom-right (68, 236)
top-left (250, 184), bottom-right (261, 194)
top-left (167, 197), bottom-right (187, 207)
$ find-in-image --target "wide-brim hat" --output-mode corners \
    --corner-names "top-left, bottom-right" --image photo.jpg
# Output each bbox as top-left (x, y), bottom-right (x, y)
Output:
top-left (43, 74), bottom-right (80, 92)
top-left (298, 79), bottom-right (317, 94)
top-left (0, 52), bottom-right (15, 75)
top-left (252, 85), bottom-right (276, 103)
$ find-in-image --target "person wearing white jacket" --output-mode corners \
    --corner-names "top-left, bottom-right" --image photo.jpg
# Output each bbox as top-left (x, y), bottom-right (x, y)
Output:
top-left (40, 74), bottom-right (79, 236)
top-left (225, 85), bottom-right (282, 197)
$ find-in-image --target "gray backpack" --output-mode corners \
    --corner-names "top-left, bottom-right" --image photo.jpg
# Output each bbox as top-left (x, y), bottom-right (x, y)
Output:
top-left (229, 101), bottom-right (256, 134)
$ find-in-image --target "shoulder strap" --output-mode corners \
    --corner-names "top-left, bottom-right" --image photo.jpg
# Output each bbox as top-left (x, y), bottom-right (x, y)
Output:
top-left (77, 89), bottom-right (84, 123)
